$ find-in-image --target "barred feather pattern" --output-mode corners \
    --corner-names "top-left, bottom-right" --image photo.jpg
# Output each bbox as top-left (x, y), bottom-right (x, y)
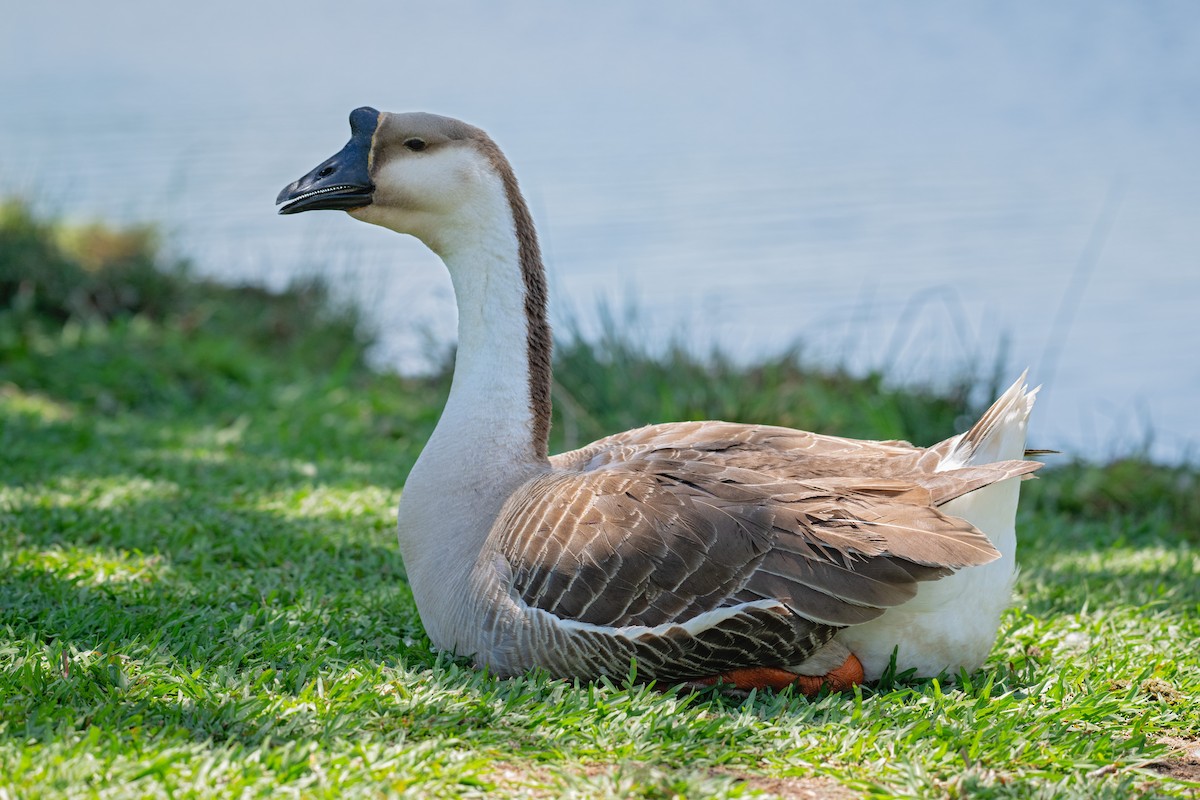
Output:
top-left (476, 420), bottom-right (1041, 680)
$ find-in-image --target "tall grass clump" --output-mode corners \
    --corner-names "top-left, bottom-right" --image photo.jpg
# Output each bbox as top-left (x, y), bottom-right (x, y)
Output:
top-left (0, 199), bottom-right (182, 323)
top-left (0, 198), bottom-right (375, 414)
top-left (550, 331), bottom-right (978, 453)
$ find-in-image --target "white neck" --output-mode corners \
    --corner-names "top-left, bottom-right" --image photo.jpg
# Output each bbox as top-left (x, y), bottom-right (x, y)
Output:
top-left (393, 170), bottom-right (550, 650)
top-left (437, 220), bottom-right (543, 470)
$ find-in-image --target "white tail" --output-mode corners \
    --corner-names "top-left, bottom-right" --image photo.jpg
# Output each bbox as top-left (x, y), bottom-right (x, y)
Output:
top-left (939, 370), bottom-right (1040, 471)
top-left (839, 372), bottom-right (1040, 680)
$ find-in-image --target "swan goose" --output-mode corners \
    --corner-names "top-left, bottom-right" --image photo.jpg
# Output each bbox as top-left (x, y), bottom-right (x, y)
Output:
top-left (277, 107), bottom-right (1041, 694)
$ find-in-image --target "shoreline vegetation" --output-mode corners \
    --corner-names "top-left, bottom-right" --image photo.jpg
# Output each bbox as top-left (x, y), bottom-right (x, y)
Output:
top-left (1, 201), bottom-right (1197, 797)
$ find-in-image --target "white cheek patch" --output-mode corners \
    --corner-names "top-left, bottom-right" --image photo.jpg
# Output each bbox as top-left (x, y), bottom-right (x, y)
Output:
top-left (374, 148), bottom-right (488, 214)
top-left (354, 145), bottom-right (512, 256)
top-left (371, 160), bottom-right (422, 211)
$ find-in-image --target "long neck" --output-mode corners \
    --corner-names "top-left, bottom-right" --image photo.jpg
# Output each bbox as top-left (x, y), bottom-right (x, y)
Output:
top-left (393, 146), bottom-right (553, 652)
top-left (438, 231), bottom-right (551, 466)
top-left (437, 169), bottom-right (552, 465)
top-left (396, 162), bottom-right (553, 643)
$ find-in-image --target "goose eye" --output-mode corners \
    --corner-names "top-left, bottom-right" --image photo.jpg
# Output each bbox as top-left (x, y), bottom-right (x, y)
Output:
top-left (404, 138), bottom-right (427, 152)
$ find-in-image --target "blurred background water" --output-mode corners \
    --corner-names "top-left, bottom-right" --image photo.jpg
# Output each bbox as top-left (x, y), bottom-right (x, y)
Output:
top-left (1, 1), bottom-right (1197, 461)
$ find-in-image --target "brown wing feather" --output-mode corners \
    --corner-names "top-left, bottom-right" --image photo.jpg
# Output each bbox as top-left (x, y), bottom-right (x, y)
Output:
top-left (500, 468), bottom-right (775, 626)
top-left (503, 422), bottom-right (1041, 640)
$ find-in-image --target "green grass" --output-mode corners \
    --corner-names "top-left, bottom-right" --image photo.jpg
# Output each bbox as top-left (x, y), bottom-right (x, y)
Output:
top-left (1, 202), bottom-right (1198, 798)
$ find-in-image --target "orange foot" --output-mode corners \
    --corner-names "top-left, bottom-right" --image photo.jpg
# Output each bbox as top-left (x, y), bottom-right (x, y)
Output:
top-left (692, 653), bottom-right (865, 697)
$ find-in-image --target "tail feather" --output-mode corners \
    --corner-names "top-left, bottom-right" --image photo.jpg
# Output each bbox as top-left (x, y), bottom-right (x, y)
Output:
top-left (934, 371), bottom-right (1040, 472)
top-left (839, 371), bottom-right (1041, 682)
top-left (919, 459), bottom-right (1041, 506)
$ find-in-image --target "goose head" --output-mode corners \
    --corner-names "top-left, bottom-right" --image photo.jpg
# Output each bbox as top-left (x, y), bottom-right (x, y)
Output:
top-left (277, 107), bottom-right (514, 254)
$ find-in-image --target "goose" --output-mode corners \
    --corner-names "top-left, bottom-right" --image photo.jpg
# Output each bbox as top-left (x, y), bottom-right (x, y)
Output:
top-left (276, 107), bottom-right (1041, 694)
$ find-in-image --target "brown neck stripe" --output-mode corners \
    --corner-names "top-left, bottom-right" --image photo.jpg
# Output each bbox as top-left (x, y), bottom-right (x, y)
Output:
top-left (475, 136), bottom-right (553, 461)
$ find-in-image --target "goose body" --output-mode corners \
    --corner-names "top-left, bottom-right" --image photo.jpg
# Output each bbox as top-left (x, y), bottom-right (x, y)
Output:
top-left (278, 108), bottom-right (1041, 690)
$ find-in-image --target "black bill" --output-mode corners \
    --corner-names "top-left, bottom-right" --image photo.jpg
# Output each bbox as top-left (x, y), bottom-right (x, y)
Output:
top-left (276, 106), bottom-right (381, 215)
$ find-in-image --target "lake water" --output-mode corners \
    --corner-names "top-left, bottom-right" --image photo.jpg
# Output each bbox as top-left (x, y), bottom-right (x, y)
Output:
top-left (2, 1), bottom-right (1198, 462)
